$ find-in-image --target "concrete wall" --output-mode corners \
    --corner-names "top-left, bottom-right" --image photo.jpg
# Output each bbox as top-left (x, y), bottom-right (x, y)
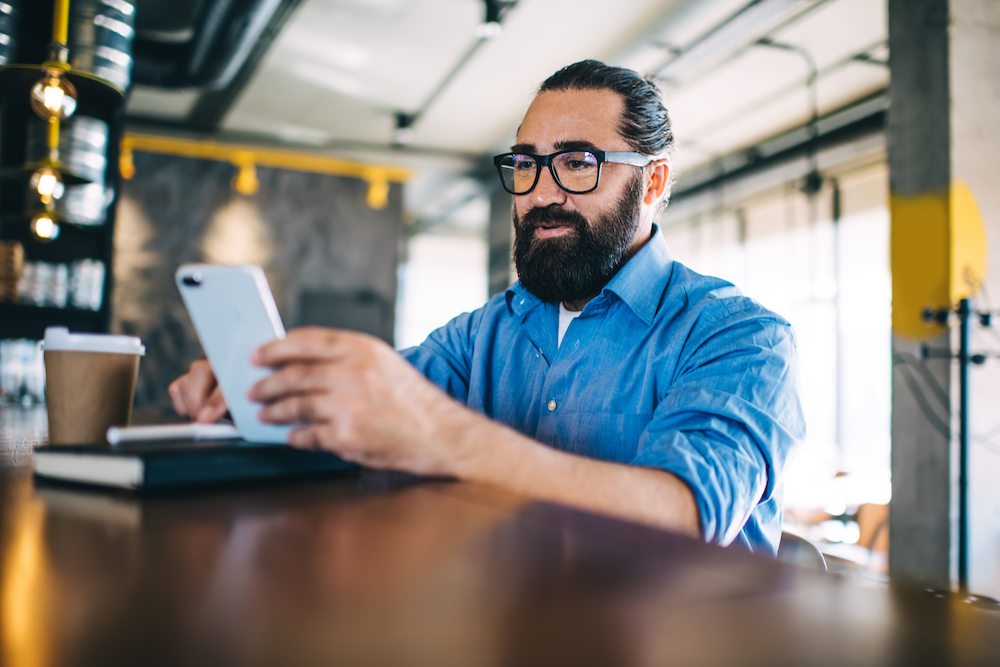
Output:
top-left (888, 0), bottom-right (1000, 596)
top-left (951, 0), bottom-right (1000, 598)
top-left (112, 151), bottom-right (405, 412)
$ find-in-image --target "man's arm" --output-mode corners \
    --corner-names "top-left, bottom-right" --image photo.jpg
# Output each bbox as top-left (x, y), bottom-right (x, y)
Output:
top-left (248, 327), bottom-right (702, 538)
top-left (633, 303), bottom-right (805, 549)
top-left (450, 416), bottom-right (702, 537)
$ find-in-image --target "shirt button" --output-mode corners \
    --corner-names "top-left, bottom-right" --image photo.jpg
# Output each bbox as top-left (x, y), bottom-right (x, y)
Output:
top-left (547, 399), bottom-right (557, 412)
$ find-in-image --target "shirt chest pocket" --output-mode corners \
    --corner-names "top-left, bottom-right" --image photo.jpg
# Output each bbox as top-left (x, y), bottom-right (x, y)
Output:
top-left (552, 412), bottom-right (654, 463)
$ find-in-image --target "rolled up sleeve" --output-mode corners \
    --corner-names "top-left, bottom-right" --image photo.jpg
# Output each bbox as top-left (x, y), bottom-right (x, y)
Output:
top-left (631, 305), bottom-right (805, 551)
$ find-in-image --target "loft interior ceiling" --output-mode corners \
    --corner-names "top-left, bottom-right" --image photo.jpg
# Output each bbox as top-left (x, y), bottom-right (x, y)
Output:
top-left (125, 0), bottom-right (889, 229)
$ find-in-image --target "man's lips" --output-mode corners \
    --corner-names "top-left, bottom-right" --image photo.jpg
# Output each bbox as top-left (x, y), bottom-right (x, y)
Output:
top-left (533, 223), bottom-right (574, 239)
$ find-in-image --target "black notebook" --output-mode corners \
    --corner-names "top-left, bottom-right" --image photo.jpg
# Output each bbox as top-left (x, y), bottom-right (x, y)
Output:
top-left (33, 439), bottom-right (358, 490)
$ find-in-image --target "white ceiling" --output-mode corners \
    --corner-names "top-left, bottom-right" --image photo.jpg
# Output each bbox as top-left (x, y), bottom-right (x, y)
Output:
top-left (126, 0), bottom-right (889, 229)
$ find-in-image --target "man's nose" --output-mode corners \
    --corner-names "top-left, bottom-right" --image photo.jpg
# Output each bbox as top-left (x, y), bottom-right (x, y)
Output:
top-left (529, 166), bottom-right (567, 207)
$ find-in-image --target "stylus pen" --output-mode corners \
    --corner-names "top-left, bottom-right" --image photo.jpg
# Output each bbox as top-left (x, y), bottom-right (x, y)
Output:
top-left (106, 423), bottom-right (240, 446)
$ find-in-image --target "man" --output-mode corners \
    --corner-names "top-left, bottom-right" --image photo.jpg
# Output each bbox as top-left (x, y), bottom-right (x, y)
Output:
top-left (169, 60), bottom-right (804, 554)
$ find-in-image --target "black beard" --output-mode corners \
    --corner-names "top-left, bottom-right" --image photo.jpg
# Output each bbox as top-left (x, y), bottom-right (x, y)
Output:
top-left (512, 172), bottom-right (644, 304)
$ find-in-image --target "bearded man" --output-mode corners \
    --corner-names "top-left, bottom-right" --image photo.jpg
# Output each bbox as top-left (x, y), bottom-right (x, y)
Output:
top-left (169, 60), bottom-right (805, 555)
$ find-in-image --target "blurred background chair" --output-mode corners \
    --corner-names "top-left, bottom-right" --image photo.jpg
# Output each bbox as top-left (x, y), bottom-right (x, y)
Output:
top-left (777, 531), bottom-right (828, 571)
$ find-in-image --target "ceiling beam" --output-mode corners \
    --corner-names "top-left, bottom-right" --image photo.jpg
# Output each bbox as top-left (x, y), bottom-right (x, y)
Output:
top-left (663, 91), bottom-right (887, 221)
top-left (183, 0), bottom-right (305, 132)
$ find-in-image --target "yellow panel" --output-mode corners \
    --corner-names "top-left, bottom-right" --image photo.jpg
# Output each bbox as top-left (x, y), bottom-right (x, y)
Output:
top-left (890, 180), bottom-right (988, 341)
top-left (950, 179), bottom-right (988, 303)
top-left (890, 188), bottom-right (950, 340)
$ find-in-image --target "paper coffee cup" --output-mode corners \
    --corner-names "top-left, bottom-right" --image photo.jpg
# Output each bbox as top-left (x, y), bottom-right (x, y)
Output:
top-left (42, 327), bottom-right (145, 446)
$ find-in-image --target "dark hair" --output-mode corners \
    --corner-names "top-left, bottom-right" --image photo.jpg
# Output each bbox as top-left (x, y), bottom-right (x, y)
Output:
top-left (539, 60), bottom-right (674, 161)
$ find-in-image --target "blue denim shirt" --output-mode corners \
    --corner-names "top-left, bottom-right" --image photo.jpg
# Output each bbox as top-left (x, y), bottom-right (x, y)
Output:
top-left (402, 225), bottom-right (805, 554)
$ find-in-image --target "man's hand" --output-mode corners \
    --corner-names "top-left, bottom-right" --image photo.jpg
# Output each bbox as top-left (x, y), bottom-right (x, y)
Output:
top-left (249, 327), bottom-right (481, 477)
top-left (250, 327), bottom-right (700, 539)
top-left (168, 359), bottom-right (229, 423)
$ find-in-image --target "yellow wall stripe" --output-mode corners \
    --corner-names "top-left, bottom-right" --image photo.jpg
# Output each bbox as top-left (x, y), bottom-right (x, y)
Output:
top-left (890, 179), bottom-right (988, 340)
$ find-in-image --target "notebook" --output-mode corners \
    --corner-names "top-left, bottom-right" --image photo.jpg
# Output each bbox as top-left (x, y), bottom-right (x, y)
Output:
top-left (33, 438), bottom-right (357, 490)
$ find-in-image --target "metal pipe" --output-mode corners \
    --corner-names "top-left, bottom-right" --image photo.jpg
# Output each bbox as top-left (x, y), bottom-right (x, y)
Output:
top-left (832, 179), bottom-right (843, 455)
top-left (958, 297), bottom-right (970, 591)
top-left (52, 0), bottom-right (69, 45)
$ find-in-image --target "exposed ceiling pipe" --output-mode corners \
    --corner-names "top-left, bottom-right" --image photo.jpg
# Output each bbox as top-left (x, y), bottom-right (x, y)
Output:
top-left (757, 38), bottom-right (821, 193)
top-left (393, 0), bottom-right (517, 146)
top-left (653, 0), bottom-right (829, 85)
top-left (132, 0), bottom-right (291, 90)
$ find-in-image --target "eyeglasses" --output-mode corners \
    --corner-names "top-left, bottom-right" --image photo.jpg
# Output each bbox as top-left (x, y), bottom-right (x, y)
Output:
top-left (493, 149), bottom-right (651, 195)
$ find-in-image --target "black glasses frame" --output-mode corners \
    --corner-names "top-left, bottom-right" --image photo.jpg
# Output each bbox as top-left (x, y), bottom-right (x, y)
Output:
top-left (493, 150), bottom-right (651, 195)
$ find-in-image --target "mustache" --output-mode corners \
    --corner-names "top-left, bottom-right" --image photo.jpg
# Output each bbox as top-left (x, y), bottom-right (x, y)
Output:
top-left (517, 205), bottom-right (588, 231)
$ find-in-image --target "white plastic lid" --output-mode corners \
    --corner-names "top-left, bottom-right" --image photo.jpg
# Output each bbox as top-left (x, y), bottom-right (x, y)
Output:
top-left (42, 327), bottom-right (145, 355)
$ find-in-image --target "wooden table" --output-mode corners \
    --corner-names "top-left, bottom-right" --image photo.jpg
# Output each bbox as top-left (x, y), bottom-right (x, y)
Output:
top-left (2, 405), bottom-right (999, 667)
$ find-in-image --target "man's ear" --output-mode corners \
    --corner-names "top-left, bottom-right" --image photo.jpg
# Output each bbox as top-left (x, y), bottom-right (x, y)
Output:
top-left (643, 159), bottom-right (670, 205)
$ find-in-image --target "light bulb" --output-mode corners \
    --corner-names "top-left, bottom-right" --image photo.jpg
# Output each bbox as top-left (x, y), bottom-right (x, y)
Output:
top-left (30, 72), bottom-right (78, 122)
top-left (29, 167), bottom-right (65, 204)
top-left (30, 212), bottom-right (61, 242)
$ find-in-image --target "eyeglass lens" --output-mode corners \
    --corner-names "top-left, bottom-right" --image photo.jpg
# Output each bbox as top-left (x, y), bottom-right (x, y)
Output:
top-left (498, 151), bottom-right (599, 194)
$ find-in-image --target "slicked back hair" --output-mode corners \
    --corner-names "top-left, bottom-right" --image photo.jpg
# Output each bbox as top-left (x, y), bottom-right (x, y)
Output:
top-left (538, 60), bottom-right (674, 161)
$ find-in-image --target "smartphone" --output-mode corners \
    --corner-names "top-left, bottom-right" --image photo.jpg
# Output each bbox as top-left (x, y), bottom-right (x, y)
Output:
top-left (175, 264), bottom-right (293, 444)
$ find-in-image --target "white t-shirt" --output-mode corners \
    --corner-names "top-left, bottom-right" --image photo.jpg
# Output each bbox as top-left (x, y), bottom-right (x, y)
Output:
top-left (558, 303), bottom-right (583, 347)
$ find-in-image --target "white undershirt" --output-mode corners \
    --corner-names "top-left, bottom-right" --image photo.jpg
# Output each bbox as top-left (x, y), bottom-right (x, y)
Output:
top-left (558, 303), bottom-right (583, 347)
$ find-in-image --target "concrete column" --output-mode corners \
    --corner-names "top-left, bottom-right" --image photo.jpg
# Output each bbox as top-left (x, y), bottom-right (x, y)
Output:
top-left (888, 0), bottom-right (997, 594)
top-left (951, 0), bottom-right (1000, 599)
top-left (488, 188), bottom-right (514, 297)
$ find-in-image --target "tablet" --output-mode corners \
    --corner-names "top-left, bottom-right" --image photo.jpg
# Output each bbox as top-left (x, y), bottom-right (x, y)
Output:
top-left (175, 264), bottom-right (293, 444)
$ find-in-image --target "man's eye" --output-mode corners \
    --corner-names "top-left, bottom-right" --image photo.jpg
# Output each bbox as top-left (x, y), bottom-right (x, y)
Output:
top-left (558, 153), bottom-right (597, 171)
top-left (514, 160), bottom-right (536, 171)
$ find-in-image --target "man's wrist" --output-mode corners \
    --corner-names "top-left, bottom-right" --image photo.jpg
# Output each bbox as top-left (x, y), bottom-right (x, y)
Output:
top-left (440, 406), bottom-right (539, 485)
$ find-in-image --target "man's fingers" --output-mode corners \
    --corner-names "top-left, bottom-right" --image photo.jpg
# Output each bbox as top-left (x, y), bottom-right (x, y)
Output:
top-left (169, 360), bottom-right (217, 419)
top-left (195, 387), bottom-right (229, 423)
top-left (182, 361), bottom-right (217, 413)
top-left (287, 426), bottom-right (321, 450)
top-left (252, 327), bottom-right (368, 368)
top-left (168, 379), bottom-right (189, 418)
top-left (287, 426), bottom-right (363, 465)
top-left (195, 403), bottom-right (226, 424)
top-left (258, 394), bottom-right (326, 425)
top-left (249, 363), bottom-right (330, 403)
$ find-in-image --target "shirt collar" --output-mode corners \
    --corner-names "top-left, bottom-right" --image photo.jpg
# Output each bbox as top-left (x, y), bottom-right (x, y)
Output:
top-left (506, 223), bottom-right (673, 325)
top-left (602, 223), bottom-right (673, 326)
top-left (506, 280), bottom-right (543, 318)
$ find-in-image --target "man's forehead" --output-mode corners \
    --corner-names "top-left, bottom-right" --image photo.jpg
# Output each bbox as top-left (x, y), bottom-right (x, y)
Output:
top-left (513, 88), bottom-right (626, 151)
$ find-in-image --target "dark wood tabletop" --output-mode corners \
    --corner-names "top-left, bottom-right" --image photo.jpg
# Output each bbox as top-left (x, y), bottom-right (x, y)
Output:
top-left (2, 404), bottom-right (999, 667)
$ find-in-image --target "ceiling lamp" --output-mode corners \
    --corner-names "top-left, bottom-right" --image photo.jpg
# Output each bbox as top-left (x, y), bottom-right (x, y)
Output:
top-left (232, 158), bottom-right (260, 196)
top-left (394, 113), bottom-right (415, 145)
top-left (30, 70), bottom-right (78, 122)
top-left (29, 166), bottom-right (65, 204)
top-left (30, 211), bottom-right (61, 242)
top-left (32, 0), bottom-right (77, 123)
top-left (474, 0), bottom-right (503, 39)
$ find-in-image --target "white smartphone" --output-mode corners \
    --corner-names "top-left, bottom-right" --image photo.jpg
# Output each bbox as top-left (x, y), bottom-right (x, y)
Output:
top-left (175, 264), bottom-right (293, 444)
